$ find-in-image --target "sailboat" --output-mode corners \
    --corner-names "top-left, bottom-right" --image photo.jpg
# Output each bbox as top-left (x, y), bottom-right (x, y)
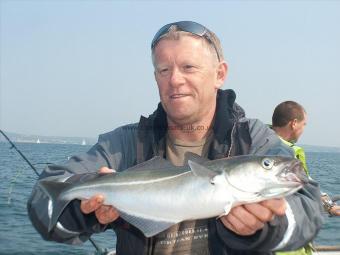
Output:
top-left (81, 139), bottom-right (86, 146)
top-left (36, 138), bottom-right (41, 144)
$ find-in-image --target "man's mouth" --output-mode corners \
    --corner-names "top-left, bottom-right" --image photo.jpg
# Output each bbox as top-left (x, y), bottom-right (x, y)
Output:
top-left (170, 94), bottom-right (190, 99)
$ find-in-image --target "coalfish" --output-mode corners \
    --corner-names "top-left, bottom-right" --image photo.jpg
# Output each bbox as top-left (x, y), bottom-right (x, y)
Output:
top-left (38, 154), bottom-right (307, 237)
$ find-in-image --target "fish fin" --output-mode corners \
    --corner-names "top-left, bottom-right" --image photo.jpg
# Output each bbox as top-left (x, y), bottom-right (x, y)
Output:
top-left (38, 180), bottom-right (72, 232)
top-left (184, 152), bottom-right (208, 165)
top-left (223, 201), bottom-right (233, 215)
top-left (217, 201), bottom-right (233, 218)
top-left (188, 160), bottom-right (217, 178)
top-left (118, 211), bottom-right (178, 237)
top-left (125, 156), bottom-right (174, 172)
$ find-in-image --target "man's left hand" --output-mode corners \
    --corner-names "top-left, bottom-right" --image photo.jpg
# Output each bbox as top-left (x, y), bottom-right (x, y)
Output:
top-left (220, 198), bottom-right (287, 236)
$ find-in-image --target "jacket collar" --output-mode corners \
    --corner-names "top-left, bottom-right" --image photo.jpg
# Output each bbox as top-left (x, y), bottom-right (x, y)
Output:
top-left (137, 89), bottom-right (244, 160)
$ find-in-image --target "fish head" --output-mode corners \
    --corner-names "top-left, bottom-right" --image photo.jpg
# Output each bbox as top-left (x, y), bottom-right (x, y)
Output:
top-left (223, 156), bottom-right (308, 202)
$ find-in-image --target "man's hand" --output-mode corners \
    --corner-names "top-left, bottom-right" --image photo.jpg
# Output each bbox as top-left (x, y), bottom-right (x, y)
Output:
top-left (80, 167), bottom-right (120, 224)
top-left (220, 198), bottom-right (287, 236)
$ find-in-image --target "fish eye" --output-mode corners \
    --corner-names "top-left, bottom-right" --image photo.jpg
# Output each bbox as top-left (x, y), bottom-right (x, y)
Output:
top-left (262, 158), bottom-right (274, 170)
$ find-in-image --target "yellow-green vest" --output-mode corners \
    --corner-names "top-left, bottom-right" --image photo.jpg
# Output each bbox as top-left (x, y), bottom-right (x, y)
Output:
top-left (275, 138), bottom-right (313, 255)
top-left (280, 138), bottom-right (309, 176)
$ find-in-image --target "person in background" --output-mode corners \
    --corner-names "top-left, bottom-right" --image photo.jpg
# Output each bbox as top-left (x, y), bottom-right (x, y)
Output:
top-left (271, 101), bottom-right (308, 174)
top-left (27, 21), bottom-right (323, 255)
top-left (272, 101), bottom-right (313, 255)
top-left (272, 101), bottom-right (339, 255)
top-left (272, 101), bottom-right (340, 216)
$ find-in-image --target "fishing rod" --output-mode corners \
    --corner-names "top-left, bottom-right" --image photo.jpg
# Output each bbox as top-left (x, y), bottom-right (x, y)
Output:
top-left (332, 195), bottom-right (340, 202)
top-left (0, 129), bottom-right (112, 255)
top-left (0, 129), bottom-right (40, 176)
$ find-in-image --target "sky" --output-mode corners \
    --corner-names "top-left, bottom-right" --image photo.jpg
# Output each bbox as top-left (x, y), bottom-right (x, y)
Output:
top-left (1, 0), bottom-right (340, 147)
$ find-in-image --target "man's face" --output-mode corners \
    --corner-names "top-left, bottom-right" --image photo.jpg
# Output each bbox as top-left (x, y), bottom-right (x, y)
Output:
top-left (291, 113), bottom-right (307, 142)
top-left (153, 36), bottom-right (226, 126)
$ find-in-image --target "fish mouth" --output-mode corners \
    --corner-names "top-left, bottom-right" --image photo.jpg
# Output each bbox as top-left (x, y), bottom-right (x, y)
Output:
top-left (277, 160), bottom-right (309, 185)
top-left (257, 160), bottom-right (308, 199)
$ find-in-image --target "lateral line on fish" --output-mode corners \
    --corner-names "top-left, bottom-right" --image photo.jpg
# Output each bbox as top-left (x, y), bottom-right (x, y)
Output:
top-left (80, 171), bottom-right (191, 188)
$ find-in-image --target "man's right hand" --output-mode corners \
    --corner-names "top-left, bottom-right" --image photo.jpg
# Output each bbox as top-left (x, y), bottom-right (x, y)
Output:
top-left (80, 167), bottom-right (120, 224)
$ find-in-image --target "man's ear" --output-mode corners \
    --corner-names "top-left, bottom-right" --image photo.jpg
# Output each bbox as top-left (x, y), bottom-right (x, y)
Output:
top-left (215, 62), bottom-right (228, 89)
top-left (154, 70), bottom-right (160, 85)
top-left (291, 119), bottom-right (298, 130)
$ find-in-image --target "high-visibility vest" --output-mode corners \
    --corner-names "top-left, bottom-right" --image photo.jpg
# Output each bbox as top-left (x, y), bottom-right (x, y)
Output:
top-left (279, 138), bottom-right (309, 176)
top-left (276, 138), bottom-right (312, 255)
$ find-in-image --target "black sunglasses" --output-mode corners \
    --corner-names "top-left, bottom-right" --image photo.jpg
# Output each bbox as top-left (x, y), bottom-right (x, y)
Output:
top-left (151, 21), bottom-right (220, 61)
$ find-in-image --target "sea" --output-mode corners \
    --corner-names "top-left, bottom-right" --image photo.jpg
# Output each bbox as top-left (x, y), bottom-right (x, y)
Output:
top-left (0, 142), bottom-right (339, 255)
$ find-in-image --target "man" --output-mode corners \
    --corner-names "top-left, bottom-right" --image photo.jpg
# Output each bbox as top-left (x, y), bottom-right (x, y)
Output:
top-left (272, 101), bottom-right (340, 255)
top-left (272, 101), bottom-right (313, 255)
top-left (28, 21), bottom-right (323, 254)
top-left (272, 101), bottom-right (340, 214)
top-left (271, 101), bottom-right (308, 173)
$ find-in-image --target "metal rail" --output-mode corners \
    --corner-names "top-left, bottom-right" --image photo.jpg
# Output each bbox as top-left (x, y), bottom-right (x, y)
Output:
top-left (315, 245), bottom-right (340, 251)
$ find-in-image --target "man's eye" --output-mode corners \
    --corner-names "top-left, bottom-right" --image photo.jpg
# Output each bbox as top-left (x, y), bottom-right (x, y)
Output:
top-left (159, 68), bottom-right (169, 75)
top-left (183, 65), bottom-right (197, 72)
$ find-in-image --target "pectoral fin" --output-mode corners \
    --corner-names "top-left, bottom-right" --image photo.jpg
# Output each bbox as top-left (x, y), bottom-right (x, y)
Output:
top-left (217, 201), bottom-right (233, 218)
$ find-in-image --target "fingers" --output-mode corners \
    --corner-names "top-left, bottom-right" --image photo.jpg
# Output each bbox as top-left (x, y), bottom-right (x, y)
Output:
top-left (80, 195), bottom-right (104, 214)
top-left (99, 166), bottom-right (116, 174)
top-left (81, 196), bottom-right (120, 224)
top-left (220, 199), bottom-right (288, 236)
top-left (220, 214), bottom-right (257, 235)
top-left (95, 205), bottom-right (120, 224)
top-left (220, 205), bottom-right (265, 235)
top-left (260, 198), bottom-right (287, 216)
top-left (81, 167), bottom-right (115, 214)
top-left (81, 167), bottom-right (119, 223)
top-left (244, 203), bottom-right (274, 222)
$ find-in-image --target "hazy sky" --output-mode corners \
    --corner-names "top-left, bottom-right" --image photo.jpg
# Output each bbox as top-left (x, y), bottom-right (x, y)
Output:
top-left (1, 0), bottom-right (339, 147)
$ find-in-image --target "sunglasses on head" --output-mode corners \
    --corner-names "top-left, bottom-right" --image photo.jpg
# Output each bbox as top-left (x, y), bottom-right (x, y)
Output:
top-left (151, 21), bottom-right (221, 61)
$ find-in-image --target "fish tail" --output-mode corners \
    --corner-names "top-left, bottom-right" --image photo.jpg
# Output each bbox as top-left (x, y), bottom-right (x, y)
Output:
top-left (38, 180), bottom-right (72, 232)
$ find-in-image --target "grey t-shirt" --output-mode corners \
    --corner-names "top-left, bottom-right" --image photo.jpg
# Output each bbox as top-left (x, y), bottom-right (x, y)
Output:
top-left (152, 133), bottom-right (213, 255)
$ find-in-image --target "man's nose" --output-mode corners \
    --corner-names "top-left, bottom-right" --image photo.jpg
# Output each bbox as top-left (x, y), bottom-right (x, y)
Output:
top-left (169, 68), bottom-right (185, 87)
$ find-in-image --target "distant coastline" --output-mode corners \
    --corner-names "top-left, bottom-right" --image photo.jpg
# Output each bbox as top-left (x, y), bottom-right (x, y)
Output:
top-left (298, 144), bottom-right (340, 153)
top-left (0, 131), bottom-right (97, 146)
top-left (1, 130), bottom-right (340, 153)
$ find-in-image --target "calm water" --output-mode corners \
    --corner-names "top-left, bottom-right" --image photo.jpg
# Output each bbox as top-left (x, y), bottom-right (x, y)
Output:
top-left (0, 142), bottom-right (339, 254)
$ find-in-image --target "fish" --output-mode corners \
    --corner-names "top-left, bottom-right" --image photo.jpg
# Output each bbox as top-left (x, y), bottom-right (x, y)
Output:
top-left (37, 154), bottom-right (308, 237)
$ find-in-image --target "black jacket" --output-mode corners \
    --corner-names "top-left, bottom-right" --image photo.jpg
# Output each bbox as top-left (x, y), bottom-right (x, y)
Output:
top-left (27, 89), bottom-right (323, 254)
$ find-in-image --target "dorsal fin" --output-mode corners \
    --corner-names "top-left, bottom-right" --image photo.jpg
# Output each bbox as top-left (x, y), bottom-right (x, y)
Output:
top-left (188, 160), bottom-right (217, 178)
top-left (184, 152), bottom-right (209, 165)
